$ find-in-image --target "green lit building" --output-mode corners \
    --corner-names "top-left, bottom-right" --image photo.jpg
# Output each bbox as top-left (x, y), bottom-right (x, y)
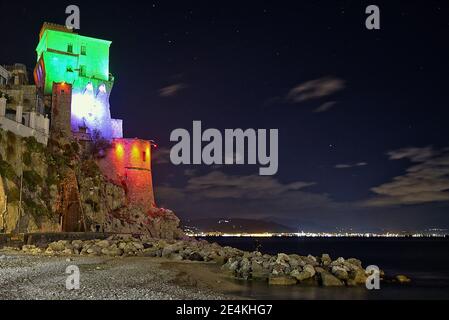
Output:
top-left (34, 23), bottom-right (122, 139)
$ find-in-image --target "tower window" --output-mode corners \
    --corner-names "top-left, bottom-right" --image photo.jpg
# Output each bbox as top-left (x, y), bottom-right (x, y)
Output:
top-left (80, 65), bottom-right (86, 76)
top-left (142, 151), bottom-right (147, 162)
top-left (67, 43), bottom-right (73, 53)
top-left (81, 45), bottom-right (86, 55)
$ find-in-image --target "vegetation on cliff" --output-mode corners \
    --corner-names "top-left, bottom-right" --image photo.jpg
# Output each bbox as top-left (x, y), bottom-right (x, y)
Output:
top-left (0, 128), bottom-right (184, 238)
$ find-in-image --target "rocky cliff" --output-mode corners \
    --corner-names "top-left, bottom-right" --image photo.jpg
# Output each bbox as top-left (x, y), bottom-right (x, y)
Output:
top-left (0, 129), bottom-right (183, 239)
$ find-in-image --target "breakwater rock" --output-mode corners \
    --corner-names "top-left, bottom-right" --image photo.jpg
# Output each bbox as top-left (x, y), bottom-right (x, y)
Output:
top-left (7, 235), bottom-right (401, 287)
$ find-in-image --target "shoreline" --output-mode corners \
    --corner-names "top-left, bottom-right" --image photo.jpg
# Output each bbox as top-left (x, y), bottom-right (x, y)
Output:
top-left (0, 250), bottom-right (240, 300)
top-left (2, 250), bottom-right (438, 301)
top-left (0, 235), bottom-right (425, 300)
top-left (161, 260), bottom-right (250, 299)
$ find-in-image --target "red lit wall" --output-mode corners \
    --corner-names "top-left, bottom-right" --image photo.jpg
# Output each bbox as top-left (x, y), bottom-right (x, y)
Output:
top-left (98, 138), bottom-right (155, 210)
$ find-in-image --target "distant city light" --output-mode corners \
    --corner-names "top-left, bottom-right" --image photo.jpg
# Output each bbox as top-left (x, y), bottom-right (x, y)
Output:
top-left (184, 230), bottom-right (448, 238)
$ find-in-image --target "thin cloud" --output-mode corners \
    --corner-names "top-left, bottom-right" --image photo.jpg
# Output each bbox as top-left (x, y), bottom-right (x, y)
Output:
top-left (364, 147), bottom-right (449, 207)
top-left (314, 101), bottom-right (337, 113)
top-left (155, 170), bottom-right (339, 225)
top-left (184, 169), bottom-right (197, 177)
top-left (387, 146), bottom-right (436, 162)
top-left (335, 162), bottom-right (368, 169)
top-left (184, 171), bottom-right (316, 200)
top-left (287, 77), bottom-right (345, 103)
top-left (159, 83), bottom-right (187, 97)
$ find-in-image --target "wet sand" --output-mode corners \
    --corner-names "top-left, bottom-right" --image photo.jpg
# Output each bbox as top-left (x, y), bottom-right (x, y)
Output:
top-left (161, 260), bottom-right (250, 298)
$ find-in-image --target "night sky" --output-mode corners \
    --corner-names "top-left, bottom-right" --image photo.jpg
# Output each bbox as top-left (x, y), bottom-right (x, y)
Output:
top-left (1, 1), bottom-right (449, 232)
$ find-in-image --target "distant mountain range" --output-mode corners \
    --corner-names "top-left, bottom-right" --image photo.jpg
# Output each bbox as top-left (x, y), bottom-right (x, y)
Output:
top-left (182, 218), bottom-right (295, 233)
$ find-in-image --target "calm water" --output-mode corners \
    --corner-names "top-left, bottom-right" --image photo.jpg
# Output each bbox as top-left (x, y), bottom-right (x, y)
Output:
top-left (199, 237), bottom-right (449, 300)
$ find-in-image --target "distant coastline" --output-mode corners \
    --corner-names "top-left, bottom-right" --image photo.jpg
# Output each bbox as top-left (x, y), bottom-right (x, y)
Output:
top-left (183, 218), bottom-right (448, 238)
top-left (189, 232), bottom-right (449, 238)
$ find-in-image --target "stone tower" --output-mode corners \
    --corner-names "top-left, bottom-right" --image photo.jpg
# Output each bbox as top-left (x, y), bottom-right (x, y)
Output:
top-left (34, 23), bottom-right (156, 212)
top-left (50, 82), bottom-right (72, 137)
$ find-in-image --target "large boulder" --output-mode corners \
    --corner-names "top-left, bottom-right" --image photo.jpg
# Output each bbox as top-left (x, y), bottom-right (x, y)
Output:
top-left (187, 252), bottom-right (204, 262)
top-left (141, 247), bottom-right (161, 257)
top-left (350, 269), bottom-right (368, 285)
top-left (317, 268), bottom-right (344, 287)
top-left (346, 258), bottom-right (362, 268)
top-left (161, 241), bottom-right (184, 258)
top-left (332, 266), bottom-right (349, 281)
top-left (321, 254), bottom-right (332, 267)
top-left (275, 253), bottom-right (290, 266)
top-left (303, 264), bottom-right (316, 277)
top-left (290, 269), bottom-right (312, 282)
top-left (86, 245), bottom-right (102, 256)
top-left (251, 260), bottom-right (270, 280)
top-left (238, 257), bottom-right (252, 280)
top-left (291, 264), bottom-right (316, 282)
top-left (96, 240), bottom-right (110, 248)
top-left (72, 240), bottom-right (84, 251)
top-left (48, 241), bottom-right (69, 252)
top-left (146, 208), bottom-right (185, 240)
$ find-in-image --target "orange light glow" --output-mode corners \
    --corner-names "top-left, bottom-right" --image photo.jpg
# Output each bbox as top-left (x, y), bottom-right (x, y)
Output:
top-left (115, 143), bottom-right (124, 158)
top-left (131, 144), bottom-right (140, 165)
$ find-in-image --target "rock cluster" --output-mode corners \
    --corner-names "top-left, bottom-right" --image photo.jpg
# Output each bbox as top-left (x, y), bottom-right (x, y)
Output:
top-left (20, 236), bottom-right (236, 261)
top-left (221, 251), bottom-right (379, 287)
top-left (14, 235), bottom-right (394, 287)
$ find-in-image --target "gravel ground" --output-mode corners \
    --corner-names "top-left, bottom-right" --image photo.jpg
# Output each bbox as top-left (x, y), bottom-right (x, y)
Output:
top-left (0, 251), bottom-right (232, 300)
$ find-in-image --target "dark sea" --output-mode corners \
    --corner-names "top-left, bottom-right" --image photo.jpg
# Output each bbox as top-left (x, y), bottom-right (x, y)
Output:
top-left (199, 237), bottom-right (449, 300)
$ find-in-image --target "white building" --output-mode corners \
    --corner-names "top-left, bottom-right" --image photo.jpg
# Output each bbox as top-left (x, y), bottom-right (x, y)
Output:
top-left (0, 65), bottom-right (10, 86)
top-left (0, 94), bottom-right (49, 145)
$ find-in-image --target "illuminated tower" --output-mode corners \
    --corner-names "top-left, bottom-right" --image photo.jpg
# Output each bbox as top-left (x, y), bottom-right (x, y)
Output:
top-left (34, 23), bottom-right (122, 139)
top-left (98, 139), bottom-right (156, 210)
top-left (34, 23), bottom-right (155, 212)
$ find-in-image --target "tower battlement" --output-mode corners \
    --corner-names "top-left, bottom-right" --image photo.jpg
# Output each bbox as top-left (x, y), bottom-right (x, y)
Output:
top-left (39, 22), bottom-right (74, 40)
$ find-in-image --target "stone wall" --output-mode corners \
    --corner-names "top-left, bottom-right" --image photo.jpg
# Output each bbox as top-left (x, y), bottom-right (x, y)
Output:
top-left (97, 138), bottom-right (156, 210)
top-left (24, 232), bottom-right (114, 247)
top-left (50, 83), bottom-right (72, 138)
top-left (0, 128), bottom-right (60, 233)
top-left (0, 85), bottom-right (37, 111)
